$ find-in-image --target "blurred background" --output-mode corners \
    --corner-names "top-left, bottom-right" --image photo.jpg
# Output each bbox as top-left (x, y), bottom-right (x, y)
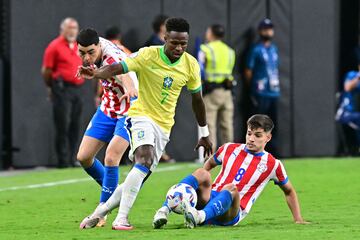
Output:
top-left (0, 0), bottom-right (359, 170)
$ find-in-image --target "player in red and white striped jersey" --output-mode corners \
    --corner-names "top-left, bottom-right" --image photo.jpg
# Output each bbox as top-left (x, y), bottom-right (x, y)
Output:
top-left (153, 114), bottom-right (309, 229)
top-left (74, 29), bottom-right (138, 229)
top-left (97, 37), bottom-right (138, 118)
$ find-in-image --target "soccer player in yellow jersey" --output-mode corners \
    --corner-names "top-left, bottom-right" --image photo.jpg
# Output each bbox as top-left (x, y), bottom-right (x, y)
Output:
top-left (78, 18), bottom-right (213, 230)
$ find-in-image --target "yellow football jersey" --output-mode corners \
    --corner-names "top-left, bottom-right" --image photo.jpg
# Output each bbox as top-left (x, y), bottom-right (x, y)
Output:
top-left (121, 46), bottom-right (202, 133)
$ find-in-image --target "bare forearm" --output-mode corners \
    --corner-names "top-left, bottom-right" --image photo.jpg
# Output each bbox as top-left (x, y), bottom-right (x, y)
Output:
top-left (285, 191), bottom-right (303, 222)
top-left (192, 93), bottom-right (207, 126)
top-left (244, 68), bottom-right (252, 86)
top-left (203, 157), bottom-right (217, 171)
top-left (120, 74), bottom-right (136, 92)
top-left (95, 63), bottom-right (124, 79)
top-left (41, 68), bottom-right (53, 87)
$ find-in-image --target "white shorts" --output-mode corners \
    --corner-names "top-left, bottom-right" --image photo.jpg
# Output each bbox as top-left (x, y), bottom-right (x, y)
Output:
top-left (126, 116), bottom-right (170, 171)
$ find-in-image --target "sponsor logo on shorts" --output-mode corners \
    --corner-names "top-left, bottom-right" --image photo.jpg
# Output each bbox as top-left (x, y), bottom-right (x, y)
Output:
top-left (137, 130), bottom-right (145, 140)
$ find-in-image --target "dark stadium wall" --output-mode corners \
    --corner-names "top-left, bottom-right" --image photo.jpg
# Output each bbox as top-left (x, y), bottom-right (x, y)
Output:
top-left (291, 0), bottom-right (338, 156)
top-left (10, 0), bottom-right (162, 167)
top-left (9, 0), bottom-right (339, 167)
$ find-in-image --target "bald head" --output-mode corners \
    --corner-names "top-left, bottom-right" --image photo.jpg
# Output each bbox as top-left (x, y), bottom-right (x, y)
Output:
top-left (60, 17), bottom-right (79, 43)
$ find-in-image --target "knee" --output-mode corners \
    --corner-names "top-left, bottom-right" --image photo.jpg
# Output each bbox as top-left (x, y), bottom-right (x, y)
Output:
top-left (76, 151), bottom-right (93, 167)
top-left (223, 183), bottom-right (237, 197)
top-left (104, 152), bottom-right (120, 166)
top-left (134, 145), bottom-right (154, 169)
top-left (192, 168), bottom-right (211, 185)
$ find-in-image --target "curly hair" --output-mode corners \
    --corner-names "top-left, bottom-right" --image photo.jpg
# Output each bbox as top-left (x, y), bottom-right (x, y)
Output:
top-left (165, 17), bottom-right (190, 33)
top-left (77, 28), bottom-right (99, 47)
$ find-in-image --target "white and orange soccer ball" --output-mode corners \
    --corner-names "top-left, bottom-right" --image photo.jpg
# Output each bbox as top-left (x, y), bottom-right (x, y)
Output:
top-left (166, 183), bottom-right (198, 214)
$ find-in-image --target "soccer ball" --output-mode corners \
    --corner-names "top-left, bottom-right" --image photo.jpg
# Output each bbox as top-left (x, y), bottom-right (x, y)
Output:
top-left (166, 183), bottom-right (198, 214)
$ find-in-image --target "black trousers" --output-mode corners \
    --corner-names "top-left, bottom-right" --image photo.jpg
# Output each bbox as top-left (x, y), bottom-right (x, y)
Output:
top-left (52, 80), bottom-right (84, 167)
top-left (251, 95), bottom-right (279, 156)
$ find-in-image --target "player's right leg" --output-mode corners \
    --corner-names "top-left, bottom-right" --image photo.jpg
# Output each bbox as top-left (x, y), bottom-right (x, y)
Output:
top-left (83, 135), bottom-right (130, 228)
top-left (112, 144), bottom-right (154, 230)
top-left (77, 108), bottom-right (118, 229)
top-left (77, 108), bottom-right (116, 185)
top-left (111, 116), bottom-right (169, 230)
top-left (153, 168), bottom-right (212, 229)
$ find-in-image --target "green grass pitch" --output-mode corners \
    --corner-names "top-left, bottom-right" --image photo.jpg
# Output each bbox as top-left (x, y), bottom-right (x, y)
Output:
top-left (1, 158), bottom-right (360, 240)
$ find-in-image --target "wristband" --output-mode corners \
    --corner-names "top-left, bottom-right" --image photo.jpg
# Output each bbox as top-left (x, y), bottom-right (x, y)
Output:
top-left (199, 125), bottom-right (210, 138)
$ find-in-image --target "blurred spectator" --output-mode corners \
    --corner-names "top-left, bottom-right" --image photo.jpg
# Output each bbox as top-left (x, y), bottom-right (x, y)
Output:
top-left (41, 17), bottom-right (84, 168)
top-left (144, 14), bottom-right (168, 46)
top-left (245, 18), bottom-right (279, 155)
top-left (104, 26), bottom-right (132, 56)
top-left (336, 70), bottom-right (360, 154)
top-left (198, 24), bottom-right (235, 149)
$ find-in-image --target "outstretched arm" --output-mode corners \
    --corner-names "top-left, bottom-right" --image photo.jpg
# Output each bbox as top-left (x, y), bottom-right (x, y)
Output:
top-left (78, 62), bottom-right (125, 80)
top-left (279, 181), bottom-right (310, 224)
top-left (191, 91), bottom-right (213, 157)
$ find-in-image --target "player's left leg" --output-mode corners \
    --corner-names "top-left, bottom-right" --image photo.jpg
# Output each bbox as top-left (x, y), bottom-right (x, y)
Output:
top-left (210, 184), bottom-right (240, 225)
top-left (182, 183), bottom-right (239, 228)
top-left (100, 117), bottom-right (130, 204)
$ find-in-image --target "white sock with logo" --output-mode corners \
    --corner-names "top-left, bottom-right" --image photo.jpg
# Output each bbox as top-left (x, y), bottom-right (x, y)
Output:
top-left (117, 165), bottom-right (148, 220)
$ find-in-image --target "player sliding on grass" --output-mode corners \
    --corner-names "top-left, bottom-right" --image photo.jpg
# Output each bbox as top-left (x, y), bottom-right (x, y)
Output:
top-left (153, 114), bottom-right (309, 228)
top-left (78, 18), bottom-right (213, 230)
top-left (75, 28), bottom-right (138, 228)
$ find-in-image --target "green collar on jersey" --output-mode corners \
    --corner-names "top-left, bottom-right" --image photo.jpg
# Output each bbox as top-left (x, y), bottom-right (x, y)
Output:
top-left (160, 46), bottom-right (182, 66)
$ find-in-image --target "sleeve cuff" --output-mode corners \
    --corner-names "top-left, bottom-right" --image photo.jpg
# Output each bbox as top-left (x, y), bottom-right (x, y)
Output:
top-left (213, 155), bottom-right (222, 165)
top-left (120, 61), bottom-right (129, 73)
top-left (274, 177), bottom-right (289, 186)
top-left (188, 86), bottom-right (202, 93)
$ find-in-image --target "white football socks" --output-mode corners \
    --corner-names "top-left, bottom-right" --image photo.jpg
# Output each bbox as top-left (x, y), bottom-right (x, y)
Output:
top-left (117, 166), bottom-right (148, 219)
top-left (104, 183), bottom-right (124, 211)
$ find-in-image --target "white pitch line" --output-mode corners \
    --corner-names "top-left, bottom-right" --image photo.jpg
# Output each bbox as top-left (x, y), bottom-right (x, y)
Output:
top-left (0, 164), bottom-right (200, 192)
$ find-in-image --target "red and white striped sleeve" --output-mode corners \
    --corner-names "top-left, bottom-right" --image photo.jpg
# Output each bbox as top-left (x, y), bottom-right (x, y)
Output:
top-left (213, 143), bottom-right (230, 165)
top-left (272, 160), bottom-right (289, 185)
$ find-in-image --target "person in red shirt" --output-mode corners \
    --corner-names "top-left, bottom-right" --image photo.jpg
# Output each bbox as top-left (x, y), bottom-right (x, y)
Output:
top-left (41, 17), bottom-right (84, 168)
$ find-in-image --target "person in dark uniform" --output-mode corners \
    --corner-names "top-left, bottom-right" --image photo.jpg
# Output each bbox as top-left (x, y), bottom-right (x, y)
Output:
top-left (245, 19), bottom-right (280, 155)
top-left (144, 14), bottom-right (168, 46)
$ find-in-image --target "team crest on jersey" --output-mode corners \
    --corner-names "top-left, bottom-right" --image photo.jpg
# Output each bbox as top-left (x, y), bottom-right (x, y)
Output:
top-left (163, 77), bottom-right (173, 89)
top-left (137, 130), bottom-right (145, 140)
top-left (257, 162), bottom-right (268, 173)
